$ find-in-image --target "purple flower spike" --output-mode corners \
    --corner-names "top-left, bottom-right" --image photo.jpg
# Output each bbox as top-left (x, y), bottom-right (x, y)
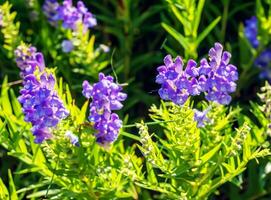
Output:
top-left (14, 44), bottom-right (45, 77)
top-left (18, 72), bottom-right (69, 143)
top-left (244, 16), bottom-right (259, 48)
top-left (43, 0), bottom-right (97, 31)
top-left (33, 128), bottom-right (52, 143)
top-left (194, 108), bottom-right (211, 128)
top-left (82, 73), bottom-right (127, 145)
top-left (255, 50), bottom-right (271, 68)
top-left (42, 0), bottom-right (60, 26)
top-left (199, 42), bottom-right (238, 105)
top-left (156, 43), bottom-right (238, 105)
top-left (82, 80), bottom-right (93, 99)
top-left (254, 49), bottom-right (271, 82)
top-left (15, 44), bottom-right (69, 143)
top-left (156, 55), bottom-right (201, 105)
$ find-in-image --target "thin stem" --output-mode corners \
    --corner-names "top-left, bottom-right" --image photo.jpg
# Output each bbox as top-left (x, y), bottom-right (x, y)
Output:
top-left (221, 0), bottom-right (230, 43)
top-left (123, 119), bottom-right (179, 128)
top-left (45, 152), bottom-right (60, 198)
top-left (0, 80), bottom-right (22, 88)
top-left (110, 48), bottom-right (119, 84)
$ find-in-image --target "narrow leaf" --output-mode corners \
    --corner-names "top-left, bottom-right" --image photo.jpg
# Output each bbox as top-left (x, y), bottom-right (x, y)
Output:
top-left (161, 22), bottom-right (189, 49)
top-left (196, 16), bottom-right (221, 46)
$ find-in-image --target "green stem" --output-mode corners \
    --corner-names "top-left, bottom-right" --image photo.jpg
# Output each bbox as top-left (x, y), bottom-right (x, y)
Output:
top-left (123, 119), bottom-right (178, 128)
top-left (221, 0), bottom-right (230, 43)
top-left (45, 152), bottom-right (60, 198)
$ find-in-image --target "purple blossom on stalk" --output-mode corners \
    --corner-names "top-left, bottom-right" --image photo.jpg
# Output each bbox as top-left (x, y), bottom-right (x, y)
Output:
top-left (244, 16), bottom-right (259, 48)
top-left (61, 40), bottom-right (74, 53)
top-left (254, 50), bottom-right (271, 81)
top-left (42, 0), bottom-right (60, 26)
top-left (156, 43), bottom-right (238, 105)
top-left (15, 44), bottom-right (69, 143)
top-left (199, 43), bottom-right (238, 105)
top-left (65, 130), bottom-right (79, 146)
top-left (82, 73), bottom-right (127, 144)
top-left (94, 113), bottom-right (122, 144)
top-left (194, 108), bottom-right (211, 128)
top-left (43, 0), bottom-right (97, 31)
top-left (14, 44), bottom-right (45, 77)
top-left (18, 72), bottom-right (69, 143)
top-left (255, 50), bottom-right (271, 68)
top-left (156, 55), bottom-right (202, 105)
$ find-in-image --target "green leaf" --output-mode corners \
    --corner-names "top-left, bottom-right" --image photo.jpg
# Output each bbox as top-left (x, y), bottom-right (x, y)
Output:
top-left (9, 89), bottom-right (22, 118)
top-left (65, 84), bottom-right (73, 105)
top-left (78, 100), bottom-right (89, 124)
top-left (196, 16), bottom-right (221, 46)
top-left (161, 22), bottom-right (189, 49)
top-left (256, 0), bottom-right (265, 19)
top-left (200, 143), bottom-right (221, 164)
top-left (193, 0), bottom-right (206, 36)
top-left (26, 189), bottom-right (60, 198)
top-left (243, 134), bottom-right (251, 161)
top-left (146, 162), bottom-right (158, 184)
top-left (1, 76), bottom-right (12, 114)
top-left (8, 170), bottom-right (18, 200)
top-left (0, 178), bottom-right (9, 200)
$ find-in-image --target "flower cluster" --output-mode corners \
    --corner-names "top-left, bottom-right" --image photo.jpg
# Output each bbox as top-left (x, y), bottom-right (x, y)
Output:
top-left (43, 0), bottom-right (97, 31)
top-left (244, 16), bottom-right (259, 48)
top-left (156, 55), bottom-right (201, 105)
top-left (15, 44), bottom-right (69, 143)
top-left (201, 43), bottom-right (238, 105)
top-left (244, 16), bottom-right (271, 82)
top-left (42, 0), bottom-right (59, 26)
top-left (14, 44), bottom-right (45, 77)
top-left (156, 43), bottom-right (238, 105)
top-left (18, 73), bottom-right (69, 143)
top-left (82, 73), bottom-right (127, 144)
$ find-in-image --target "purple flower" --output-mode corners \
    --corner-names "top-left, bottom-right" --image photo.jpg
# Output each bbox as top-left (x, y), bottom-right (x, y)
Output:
top-left (194, 108), bottom-right (211, 128)
top-left (254, 50), bottom-right (271, 82)
top-left (199, 43), bottom-right (238, 105)
top-left (255, 50), bottom-right (271, 68)
top-left (15, 44), bottom-right (69, 143)
top-left (82, 73), bottom-right (127, 144)
top-left (18, 72), bottom-right (69, 143)
top-left (95, 113), bottom-right (122, 144)
top-left (156, 43), bottom-right (238, 105)
top-left (65, 131), bottom-right (79, 146)
top-left (42, 0), bottom-right (60, 26)
top-left (43, 0), bottom-right (97, 31)
top-left (244, 16), bottom-right (259, 48)
top-left (61, 40), bottom-right (74, 53)
top-left (14, 44), bottom-right (45, 77)
top-left (156, 55), bottom-right (201, 105)
top-left (259, 69), bottom-right (271, 81)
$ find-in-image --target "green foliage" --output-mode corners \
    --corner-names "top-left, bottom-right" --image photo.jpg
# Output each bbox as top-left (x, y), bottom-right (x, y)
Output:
top-left (0, 0), bottom-right (271, 199)
top-left (136, 101), bottom-right (270, 199)
top-left (162, 0), bottom-right (220, 58)
top-left (0, 76), bottom-right (145, 199)
top-left (0, 1), bottom-right (20, 58)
